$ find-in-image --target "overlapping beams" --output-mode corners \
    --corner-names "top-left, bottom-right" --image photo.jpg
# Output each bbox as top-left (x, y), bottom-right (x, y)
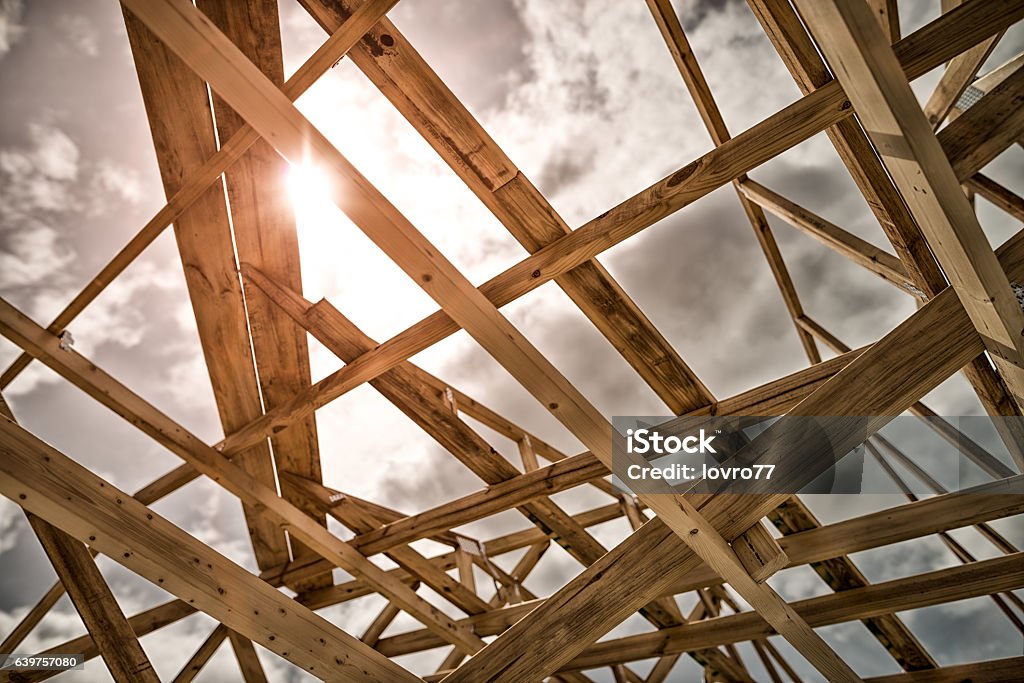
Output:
top-left (122, 1), bottom-right (869, 675)
top-left (795, 0), bottom-right (1024, 409)
top-left (2, 0), bottom-right (1024, 679)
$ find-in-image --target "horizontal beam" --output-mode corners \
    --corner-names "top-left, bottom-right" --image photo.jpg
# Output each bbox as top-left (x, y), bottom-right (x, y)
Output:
top-left (563, 553), bottom-right (1024, 670)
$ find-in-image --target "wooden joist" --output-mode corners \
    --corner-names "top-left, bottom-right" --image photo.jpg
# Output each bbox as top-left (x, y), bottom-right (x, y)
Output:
top-left (0, 415), bottom-right (420, 682)
top-left (0, 297), bottom-right (484, 654)
top-left (4, 0), bottom-right (1023, 677)
top-left (0, 0), bottom-right (399, 393)
top-left (795, 0), bottom-right (1024, 409)
top-left (122, 6), bottom-right (287, 572)
top-left (207, 0), bottom-right (1021, 459)
top-left (193, 0), bottom-right (330, 591)
top-left (297, 0), bottom-right (715, 415)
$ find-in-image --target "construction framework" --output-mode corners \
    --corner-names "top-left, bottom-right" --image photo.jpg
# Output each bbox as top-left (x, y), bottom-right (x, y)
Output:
top-left (1, 0), bottom-right (1023, 680)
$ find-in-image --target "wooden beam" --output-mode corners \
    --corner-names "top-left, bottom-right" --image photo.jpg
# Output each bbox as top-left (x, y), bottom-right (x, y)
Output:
top-left (297, 0), bottom-right (714, 415)
top-left (243, 270), bottom-right (611, 571)
top-left (939, 63), bottom-right (1024, 181)
top-left (562, 553), bottom-right (1024, 670)
top-left (194, 0), bottom-right (330, 591)
top-left (645, 0), bottom-right (821, 362)
top-left (922, 0), bottom-right (1002, 129)
top-left (283, 474), bottom-right (492, 616)
top-left (442, 272), bottom-right (988, 680)
top-left (739, 179), bottom-right (914, 293)
top-left (345, 452), bottom-right (606, 557)
top-left (865, 0), bottom-right (899, 43)
top-left (864, 657), bottom-right (1024, 683)
top-left (227, 630), bottom-right (269, 683)
top-left (0, 416), bottom-right (419, 681)
top-left (24, 513), bottom-right (160, 683)
top-left (796, 0), bottom-right (1024, 408)
top-left (0, 0), bottom-right (399, 392)
top-left (766, 497), bottom-right (937, 672)
top-left (374, 476), bottom-right (1024, 657)
top-left (122, 7), bottom-right (290, 571)
top-left (172, 625), bottom-right (227, 683)
top-left (966, 173), bottom-right (1024, 223)
top-left (0, 298), bottom-right (483, 655)
top-left (749, 0), bottom-right (1024, 433)
top-left (1, 395), bottom-right (160, 683)
top-left (212, 0), bottom-right (1021, 459)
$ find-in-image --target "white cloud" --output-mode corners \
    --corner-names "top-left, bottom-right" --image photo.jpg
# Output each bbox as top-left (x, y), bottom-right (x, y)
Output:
top-left (0, 0), bottom-right (24, 59)
top-left (56, 14), bottom-right (99, 58)
top-left (0, 497), bottom-right (22, 554)
top-left (0, 225), bottom-right (73, 289)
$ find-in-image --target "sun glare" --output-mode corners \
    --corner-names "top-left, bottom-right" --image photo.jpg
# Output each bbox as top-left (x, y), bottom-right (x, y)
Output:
top-left (286, 162), bottom-right (336, 226)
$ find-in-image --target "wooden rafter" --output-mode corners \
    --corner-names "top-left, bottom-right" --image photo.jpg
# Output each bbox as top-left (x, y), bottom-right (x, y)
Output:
top-left (2, 0), bottom-right (1022, 679)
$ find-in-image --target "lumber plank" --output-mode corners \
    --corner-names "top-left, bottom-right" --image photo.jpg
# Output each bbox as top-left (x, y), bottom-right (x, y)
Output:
top-left (212, 0), bottom-right (1021, 458)
top-left (0, 417), bottom-right (419, 682)
top-left (194, 0), bottom-right (330, 591)
top-left (0, 298), bottom-right (483, 655)
top-left (0, 0), bottom-right (399, 392)
top-left (172, 625), bottom-right (227, 683)
top-left (121, 7), bottom-right (287, 571)
top-left (795, 0), bottom-right (1024, 407)
top-left (284, 474), bottom-right (492, 616)
top-left (646, 0), bottom-right (821, 362)
top-left (750, 0), bottom-right (1024, 448)
top-left (297, 0), bottom-right (714, 414)
top-left (226, 630), bottom-right (269, 683)
top-left (441, 276), bottom-right (987, 680)
top-left (739, 180), bottom-right (912, 292)
top-left (939, 64), bottom-right (1024, 181)
top-left (24, 513), bottom-right (160, 683)
top-left (374, 477), bottom-right (1024, 657)
top-left (561, 553), bottom-right (1024, 670)
top-left (966, 173), bottom-right (1024, 223)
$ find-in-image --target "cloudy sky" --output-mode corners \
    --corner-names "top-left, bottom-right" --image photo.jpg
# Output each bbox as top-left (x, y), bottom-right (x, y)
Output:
top-left (0, 0), bottom-right (1022, 680)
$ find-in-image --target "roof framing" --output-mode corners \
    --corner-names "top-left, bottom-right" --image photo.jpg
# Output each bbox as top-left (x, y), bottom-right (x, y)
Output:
top-left (1, 0), bottom-right (1022, 680)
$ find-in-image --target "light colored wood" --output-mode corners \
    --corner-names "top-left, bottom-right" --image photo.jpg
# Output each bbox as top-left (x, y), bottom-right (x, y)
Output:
top-left (0, 297), bottom-right (484, 655)
top-left (732, 522), bottom-right (788, 584)
top-left (751, 0), bottom-right (1024, 449)
top-left (122, 7), bottom-right (289, 572)
top-left (443, 267), bottom-right (989, 680)
top-left (284, 473), bottom-right (491, 618)
top-left (195, 0), bottom-right (329, 592)
top-left (213, 0), bottom-right (1019, 459)
top-left (796, 0), bottom-right (1024, 409)
top-left (0, 0), bottom-right (399, 392)
top-left (360, 600), bottom-right (404, 647)
top-left (967, 173), bottom-right (1024, 223)
top-left (172, 625), bottom-right (228, 683)
top-left (922, 0), bottom-right (1001, 129)
top-left (563, 552), bottom-right (1024, 671)
top-left (2, 395), bottom-right (161, 683)
top-left (646, 0), bottom-right (821, 363)
top-left (0, 416), bottom-right (419, 682)
top-left (227, 630), bottom-right (269, 683)
top-left (739, 180), bottom-right (913, 293)
top-left (865, 0), bottom-right (899, 43)
top-left (298, 0), bottom-right (714, 416)
top-left (864, 657), bottom-right (1024, 683)
top-left (25, 513), bottom-right (160, 683)
top-left (939, 64), bottom-right (1024, 181)
top-left (373, 477), bottom-right (1024, 657)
